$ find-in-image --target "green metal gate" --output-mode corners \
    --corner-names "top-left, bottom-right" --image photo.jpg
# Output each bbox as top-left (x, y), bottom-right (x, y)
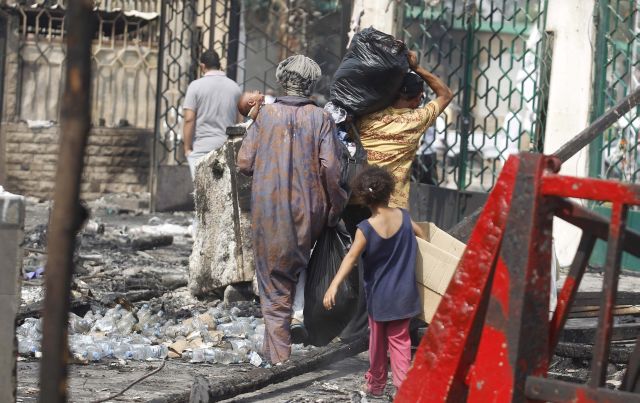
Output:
top-left (400, 0), bottom-right (551, 192)
top-left (590, 0), bottom-right (640, 183)
top-left (589, 0), bottom-right (640, 271)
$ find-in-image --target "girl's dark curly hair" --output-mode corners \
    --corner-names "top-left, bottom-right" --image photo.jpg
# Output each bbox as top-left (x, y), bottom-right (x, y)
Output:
top-left (351, 166), bottom-right (396, 207)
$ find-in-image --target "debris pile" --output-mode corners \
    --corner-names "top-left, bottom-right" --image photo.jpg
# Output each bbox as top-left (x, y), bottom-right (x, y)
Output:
top-left (16, 301), bottom-right (303, 366)
top-left (15, 198), bottom-right (310, 371)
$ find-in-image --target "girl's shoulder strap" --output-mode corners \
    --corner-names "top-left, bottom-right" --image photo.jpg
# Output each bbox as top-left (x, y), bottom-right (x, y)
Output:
top-left (399, 208), bottom-right (413, 231)
top-left (356, 218), bottom-right (372, 240)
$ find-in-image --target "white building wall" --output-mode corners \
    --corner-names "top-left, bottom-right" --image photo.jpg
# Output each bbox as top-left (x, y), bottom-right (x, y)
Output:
top-left (544, 0), bottom-right (596, 266)
top-left (350, 0), bottom-right (397, 37)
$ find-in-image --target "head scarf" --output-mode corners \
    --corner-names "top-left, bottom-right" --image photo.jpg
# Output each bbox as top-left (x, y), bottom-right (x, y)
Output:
top-left (275, 55), bottom-right (322, 97)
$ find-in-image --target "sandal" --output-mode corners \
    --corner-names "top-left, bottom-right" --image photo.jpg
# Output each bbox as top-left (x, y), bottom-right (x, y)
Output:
top-left (290, 319), bottom-right (308, 344)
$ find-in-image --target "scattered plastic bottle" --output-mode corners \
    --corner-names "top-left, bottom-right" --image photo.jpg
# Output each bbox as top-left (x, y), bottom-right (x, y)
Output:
top-left (109, 342), bottom-right (168, 361)
top-left (18, 337), bottom-right (40, 355)
top-left (68, 313), bottom-right (92, 334)
top-left (229, 306), bottom-right (242, 318)
top-left (249, 351), bottom-right (263, 367)
top-left (92, 305), bottom-right (124, 333)
top-left (189, 348), bottom-right (244, 364)
top-left (82, 345), bottom-right (104, 362)
top-left (217, 316), bottom-right (232, 324)
top-left (230, 339), bottom-right (252, 355)
top-left (113, 342), bottom-right (134, 360)
top-left (116, 310), bottom-right (137, 334)
top-left (249, 333), bottom-right (264, 353)
top-left (217, 322), bottom-right (254, 337)
top-left (136, 304), bottom-right (153, 326)
top-left (141, 322), bottom-right (164, 340)
top-left (17, 318), bottom-right (42, 340)
top-left (207, 307), bottom-right (223, 319)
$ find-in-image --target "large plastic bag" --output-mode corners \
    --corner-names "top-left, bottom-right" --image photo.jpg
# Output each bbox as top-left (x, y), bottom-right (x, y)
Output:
top-left (330, 27), bottom-right (409, 116)
top-left (304, 224), bottom-right (358, 346)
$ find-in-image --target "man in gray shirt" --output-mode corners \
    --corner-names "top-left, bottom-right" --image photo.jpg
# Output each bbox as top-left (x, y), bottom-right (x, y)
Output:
top-left (183, 50), bottom-right (242, 178)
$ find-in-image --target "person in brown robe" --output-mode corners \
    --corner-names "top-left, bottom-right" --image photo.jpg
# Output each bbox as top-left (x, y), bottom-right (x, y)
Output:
top-left (237, 55), bottom-right (348, 364)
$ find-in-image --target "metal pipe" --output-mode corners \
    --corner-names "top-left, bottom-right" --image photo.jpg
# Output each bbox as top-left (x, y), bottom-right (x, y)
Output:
top-left (38, 1), bottom-right (94, 401)
top-left (226, 0), bottom-right (241, 81)
top-left (589, 203), bottom-right (628, 387)
top-left (553, 86), bottom-right (640, 163)
top-left (150, 0), bottom-right (167, 212)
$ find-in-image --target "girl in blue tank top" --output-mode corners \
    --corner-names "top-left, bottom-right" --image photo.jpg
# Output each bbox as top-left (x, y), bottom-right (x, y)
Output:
top-left (323, 166), bottom-right (425, 397)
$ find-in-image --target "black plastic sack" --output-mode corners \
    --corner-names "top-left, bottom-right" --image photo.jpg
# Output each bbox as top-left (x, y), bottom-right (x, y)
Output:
top-left (336, 125), bottom-right (368, 198)
top-left (330, 27), bottom-right (409, 116)
top-left (304, 224), bottom-right (359, 346)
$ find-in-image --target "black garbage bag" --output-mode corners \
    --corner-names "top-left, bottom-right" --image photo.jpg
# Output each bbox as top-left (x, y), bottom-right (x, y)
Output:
top-left (304, 224), bottom-right (359, 346)
top-left (330, 27), bottom-right (409, 116)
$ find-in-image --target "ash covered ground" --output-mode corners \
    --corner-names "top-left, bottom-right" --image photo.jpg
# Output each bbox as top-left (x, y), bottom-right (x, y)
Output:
top-left (16, 196), bottom-right (389, 402)
top-left (15, 195), bottom-right (639, 402)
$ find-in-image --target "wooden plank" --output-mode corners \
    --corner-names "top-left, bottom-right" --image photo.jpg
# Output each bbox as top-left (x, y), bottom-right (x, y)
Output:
top-left (573, 291), bottom-right (640, 307)
top-left (560, 322), bottom-right (640, 344)
top-left (569, 305), bottom-right (640, 318)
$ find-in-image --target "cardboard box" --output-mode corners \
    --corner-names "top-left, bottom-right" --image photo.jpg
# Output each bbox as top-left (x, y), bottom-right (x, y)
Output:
top-left (415, 222), bottom-right (466, 322)
top-left (416, 222), bottom-right (465, 258)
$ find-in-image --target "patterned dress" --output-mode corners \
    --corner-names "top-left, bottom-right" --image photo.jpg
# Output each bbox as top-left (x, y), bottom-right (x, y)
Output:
top-left (237, 96), bottom-right (348, 363)
top-left (358, 101), bottom-right (440, 208)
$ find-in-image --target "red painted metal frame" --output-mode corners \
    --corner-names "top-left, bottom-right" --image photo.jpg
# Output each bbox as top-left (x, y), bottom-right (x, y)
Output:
top-left (396, 153), bottom-right (640, 403)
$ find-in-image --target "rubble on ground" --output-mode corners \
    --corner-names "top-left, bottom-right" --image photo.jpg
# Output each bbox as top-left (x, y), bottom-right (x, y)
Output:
top-left (17, 196), bottom-right (315, 372)
top-left (15, 196), bottom-right (640, 401)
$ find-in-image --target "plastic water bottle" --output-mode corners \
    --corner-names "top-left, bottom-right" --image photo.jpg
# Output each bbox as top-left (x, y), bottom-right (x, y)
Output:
top-left (249, 332), bottom-right (264, 353)
top-left (95, 341), bottom-right (115, 358)
top-left (116, 310), bottom-right (137, 334)
top-left (17, 318), bottom-right (42, 340)
top-left (93, 306), bottom-right (123, 333)
top-left (217, 315), bottom-right (232, 324)
top-left (113, 343), bottom-right (134, 360)
top-left (128, 344), bottom-right (167, 360)
top-left (217, 322), bottom-right (254, 337)
top-left (207, 307), bottom-right (223, 319)
top-left (81, 345), bottom-right (104, 362)
top-left (136, 304), bottom-right (154, 327)
top-left (141, 323), bottom-right (163, 340)
top-left (147, 345), bottom-right (168, 359)
top-left (18, 337), bottom-right (40, 355)
top-left (189, 348), bottom-right (244, 364)
top-left (68, 313), bottom-right (91, 334)
top-left (230, 339), bottom-right (252, 355)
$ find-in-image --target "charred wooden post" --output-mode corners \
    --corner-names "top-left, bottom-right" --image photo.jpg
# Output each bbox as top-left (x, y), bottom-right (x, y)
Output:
top-left (38, 1), bottom-right (95, 401)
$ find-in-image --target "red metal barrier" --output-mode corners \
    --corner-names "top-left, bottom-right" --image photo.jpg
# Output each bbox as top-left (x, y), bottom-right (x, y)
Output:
top-left (396, 153), bottom-right (640, 403)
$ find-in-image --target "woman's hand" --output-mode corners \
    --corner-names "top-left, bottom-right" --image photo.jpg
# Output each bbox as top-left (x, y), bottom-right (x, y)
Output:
top-left (323, 285), bottom-right (338, 310)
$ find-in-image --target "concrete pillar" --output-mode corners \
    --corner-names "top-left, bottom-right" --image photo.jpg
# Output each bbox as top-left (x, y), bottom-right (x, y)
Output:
top-left (0, 187), bottom-right (25, 403)
top-left (349, 0), bottom-right (398, 38)
top-left (544, 0), bottom-right (596, 266)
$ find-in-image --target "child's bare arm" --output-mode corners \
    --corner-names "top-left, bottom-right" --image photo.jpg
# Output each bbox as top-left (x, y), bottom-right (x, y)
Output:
top-left (411, 220), bottom-right (426, 240)
top-left (323, 229), bottom-right (367, 310)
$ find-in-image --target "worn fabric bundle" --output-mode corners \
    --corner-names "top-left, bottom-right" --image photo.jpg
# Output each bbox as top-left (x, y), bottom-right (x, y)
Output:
top-left (304, 225), bottom-right (359, 346)
top-left (330, 27), bottom-right (409, 116)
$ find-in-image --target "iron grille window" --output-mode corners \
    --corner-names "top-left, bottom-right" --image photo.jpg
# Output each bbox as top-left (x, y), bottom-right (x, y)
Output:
top-left (6, 3), bottom-right (159, 128)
